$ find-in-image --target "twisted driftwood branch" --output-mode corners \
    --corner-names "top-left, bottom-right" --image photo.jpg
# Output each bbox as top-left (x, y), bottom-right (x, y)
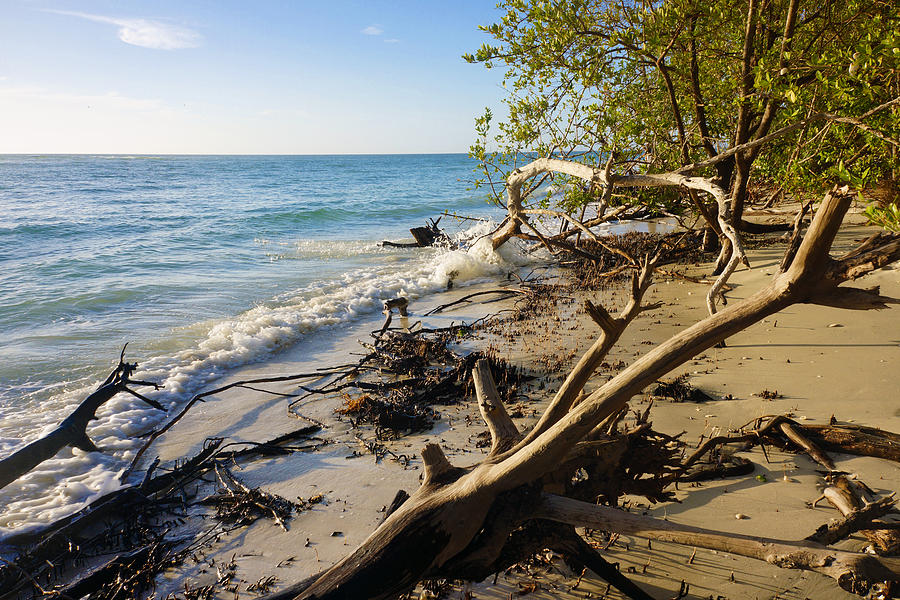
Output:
top-left (490, 158), bottom-right (748, 321)
top-left (0, 347), bottom-right (164, 491)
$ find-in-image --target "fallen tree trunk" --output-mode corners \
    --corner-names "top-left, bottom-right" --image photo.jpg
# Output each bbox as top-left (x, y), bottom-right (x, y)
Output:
top-left (0, 424), bottom-right (326, 598)
top-left (489, 157), bottom-right (748, 319)
top-left (0, 349), bottom-right (164, 492)
top-left (805, 423), bottom-right (900, 463)
top-left (680, 415), bottom-right (900, 476)
top-left (260, 187), bottom-right (900, 600)
top-left (536, 494), bottom-right (900, 595)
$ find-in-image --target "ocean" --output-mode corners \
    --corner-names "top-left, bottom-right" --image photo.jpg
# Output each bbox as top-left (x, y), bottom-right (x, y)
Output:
top-left (0, 154), bottom-right (521, 534)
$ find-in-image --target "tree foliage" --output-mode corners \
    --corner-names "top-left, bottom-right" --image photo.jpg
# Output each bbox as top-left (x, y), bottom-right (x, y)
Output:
top-left (466, 0), bottom-right (900, 227)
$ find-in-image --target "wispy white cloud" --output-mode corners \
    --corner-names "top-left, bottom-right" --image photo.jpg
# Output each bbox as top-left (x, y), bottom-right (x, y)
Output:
top-left (0, 83), bottom-right (168, 112)
top-left (361, 25), bottom-right (383, 36)
top-left (45, 10), bottom-right (202, 50)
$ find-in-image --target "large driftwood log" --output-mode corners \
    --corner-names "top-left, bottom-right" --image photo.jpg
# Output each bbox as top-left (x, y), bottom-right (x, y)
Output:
top-left (0, 349), bottom-right (164, 491)
top-left (262, 188), bottom-right (900, 600)
top-left (536, 494), bottom-right (899, 595)
top-left (805, 423), bottom-right (900, 462)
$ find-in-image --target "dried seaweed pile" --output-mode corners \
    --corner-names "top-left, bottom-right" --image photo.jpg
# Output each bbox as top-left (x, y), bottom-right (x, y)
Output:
top-left (199, 464), bottom-right (307, 532)
top-left (651, 374), bottom-right (715, 403)
top-left (332, 325), bottom-right (530, 438)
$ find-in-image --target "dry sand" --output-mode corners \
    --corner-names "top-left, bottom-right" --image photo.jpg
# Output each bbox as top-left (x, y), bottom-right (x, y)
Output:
top-left (150, 212), bottom-right (900, 600)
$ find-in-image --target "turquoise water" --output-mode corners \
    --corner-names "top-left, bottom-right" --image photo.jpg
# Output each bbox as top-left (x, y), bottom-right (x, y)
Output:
top-left (0, 154), bottom-right (514, 532)
top-left (0, 154), bottom-right (502, 393)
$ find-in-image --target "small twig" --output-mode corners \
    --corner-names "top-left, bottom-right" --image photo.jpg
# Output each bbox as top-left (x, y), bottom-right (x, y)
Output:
top-left (425, 289), bottom-right (526, 316)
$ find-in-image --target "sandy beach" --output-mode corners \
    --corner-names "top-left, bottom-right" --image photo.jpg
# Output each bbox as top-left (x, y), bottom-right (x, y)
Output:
top-left (136, 206), bottom-right (900, 600)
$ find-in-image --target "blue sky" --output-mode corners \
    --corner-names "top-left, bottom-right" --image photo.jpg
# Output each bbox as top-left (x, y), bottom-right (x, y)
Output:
top-left (0, 1), bottom-right (506, 154)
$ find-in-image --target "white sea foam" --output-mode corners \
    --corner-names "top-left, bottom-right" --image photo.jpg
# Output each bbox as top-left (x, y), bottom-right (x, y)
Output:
top-left (257, 238), bottom-right (382, 262)
top-left (0, 221), bottom-right (537, 537)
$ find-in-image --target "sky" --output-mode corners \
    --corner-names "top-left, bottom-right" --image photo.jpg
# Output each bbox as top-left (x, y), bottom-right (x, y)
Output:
top-left (0, 1), bottom-right (507, 154)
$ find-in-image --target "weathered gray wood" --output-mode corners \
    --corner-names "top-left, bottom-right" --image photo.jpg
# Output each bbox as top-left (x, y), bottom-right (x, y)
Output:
top-left (813, 475), bottom-right (900, 555)
top-left (473, 359), bottom-right (519, 456)
top-left (489, 157), bottom-right (748, 319)
top-left (807, 494), bottom-right (897, 547)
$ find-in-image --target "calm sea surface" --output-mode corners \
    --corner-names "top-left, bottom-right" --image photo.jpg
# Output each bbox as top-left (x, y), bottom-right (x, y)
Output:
top-left (0, 154), bottom-right (512, 533)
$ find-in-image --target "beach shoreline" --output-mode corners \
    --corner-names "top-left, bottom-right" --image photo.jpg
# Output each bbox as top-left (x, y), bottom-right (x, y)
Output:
top-left (0, 150), bottom-right (518, 539)
top-left (144, 208), bottom-right (900, 599)
top-left (2, 206), bottom-right (898, 599)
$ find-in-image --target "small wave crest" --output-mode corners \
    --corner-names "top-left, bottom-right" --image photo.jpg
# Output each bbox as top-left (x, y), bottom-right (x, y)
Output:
top-left (256, 238), bottom-right (383, 262)
top-left (139, 220), bottom-right (526, 394)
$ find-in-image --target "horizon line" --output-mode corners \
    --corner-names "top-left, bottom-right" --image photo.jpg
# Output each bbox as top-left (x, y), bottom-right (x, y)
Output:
top-left (0, 151), bottom-right (473, 157)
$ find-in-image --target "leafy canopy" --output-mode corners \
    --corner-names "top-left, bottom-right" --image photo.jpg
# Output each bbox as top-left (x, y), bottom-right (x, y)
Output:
top-left (466, 0), bottom-right (899, 223)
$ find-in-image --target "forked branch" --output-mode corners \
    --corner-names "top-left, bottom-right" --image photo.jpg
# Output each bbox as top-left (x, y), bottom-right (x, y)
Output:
top-left (0, 348), bottom-right (164, 491)
top-left (521, 255), bottom-right (659, 445)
